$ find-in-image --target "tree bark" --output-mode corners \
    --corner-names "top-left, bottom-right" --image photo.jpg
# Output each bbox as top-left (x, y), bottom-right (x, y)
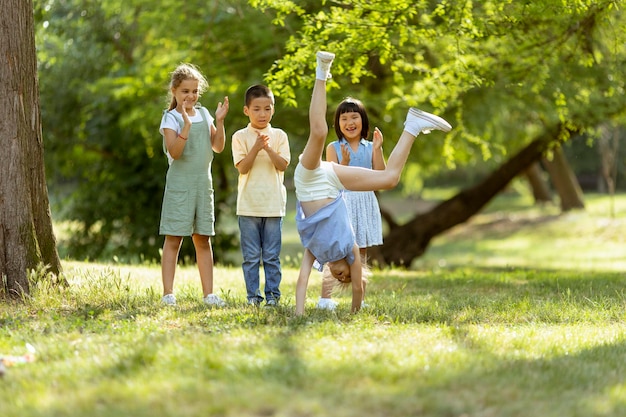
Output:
top-left (0, 0), bottom-right (62, 297)
top-left (525, 162), bottom-right (553, 204)
top-left (598, 125), bottom-right (619, 218)
top-left (543, 145), bottom-right (585, 211)
top-left (373, 125), bottom-right (566, 267)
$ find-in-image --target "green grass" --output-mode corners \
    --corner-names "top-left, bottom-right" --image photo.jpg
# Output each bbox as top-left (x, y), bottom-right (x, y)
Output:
top-left (417, 191), bottom-right (626, 272)
top-left (2, 193), bottom-right (626, 416)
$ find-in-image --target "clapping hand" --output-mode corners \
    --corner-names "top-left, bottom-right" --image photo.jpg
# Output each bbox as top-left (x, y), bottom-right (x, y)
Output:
top-left (373, 127), bottom-right (383, 150)
top-left (255, 131), bottom-right (270, 151)
top-left (215, 96), bottom-right (230, 121)
top-left (340, 143), bottom-right (351, 165)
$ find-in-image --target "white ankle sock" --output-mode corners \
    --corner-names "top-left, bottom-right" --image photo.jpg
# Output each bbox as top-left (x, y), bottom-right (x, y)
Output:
top-left (315, 52), bottom-right (334, 80)
top-left (403, 117), bottom-right (422, 136)
top-left (316, 66), bottom-right (332, 80)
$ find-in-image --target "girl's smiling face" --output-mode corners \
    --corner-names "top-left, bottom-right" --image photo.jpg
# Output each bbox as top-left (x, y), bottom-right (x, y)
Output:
top-left (172, 79), bottom-right (200, 112)
top-left (338, 111), bottom-right (363, 142)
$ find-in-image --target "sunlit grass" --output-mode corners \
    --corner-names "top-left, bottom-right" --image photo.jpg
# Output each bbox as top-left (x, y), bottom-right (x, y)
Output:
top-left (3, 193), bottom-right (626, 416)
top-left (417, 193), bottom-right (626, 272)
top-left (2, 260), bottom-right (626, 416)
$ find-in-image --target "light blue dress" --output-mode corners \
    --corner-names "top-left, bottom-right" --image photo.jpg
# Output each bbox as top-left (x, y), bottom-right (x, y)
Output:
top-left (331, 138), bottom-right (383, 248)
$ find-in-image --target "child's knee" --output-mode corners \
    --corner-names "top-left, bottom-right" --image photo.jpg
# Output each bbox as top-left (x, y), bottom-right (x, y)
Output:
top-left (192, 234), bottom-right (212, 249)
top-left (164, 236), bottom-right (183, 248)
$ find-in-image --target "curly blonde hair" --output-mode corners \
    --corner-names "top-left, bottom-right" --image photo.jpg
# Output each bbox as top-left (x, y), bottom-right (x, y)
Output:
top-left (167, 63), bottom-right (209, 111)
top-left (321, 262), bottom-right (371, 293)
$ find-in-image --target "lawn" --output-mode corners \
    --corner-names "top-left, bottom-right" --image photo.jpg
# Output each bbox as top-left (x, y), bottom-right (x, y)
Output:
top-left (1, 192), bottom-right (626, 417)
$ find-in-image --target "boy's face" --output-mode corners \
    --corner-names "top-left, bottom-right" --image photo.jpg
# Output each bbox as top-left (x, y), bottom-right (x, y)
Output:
top-left (244, 96), bottom-right (274, 130)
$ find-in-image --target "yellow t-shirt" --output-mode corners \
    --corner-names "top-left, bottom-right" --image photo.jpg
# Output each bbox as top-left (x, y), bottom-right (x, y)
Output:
top-left (232, 124), bottom-right (290, 216)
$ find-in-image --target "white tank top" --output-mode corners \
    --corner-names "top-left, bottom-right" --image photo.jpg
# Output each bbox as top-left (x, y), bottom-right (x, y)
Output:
top-left (294, 160), bottom-right (344, 202)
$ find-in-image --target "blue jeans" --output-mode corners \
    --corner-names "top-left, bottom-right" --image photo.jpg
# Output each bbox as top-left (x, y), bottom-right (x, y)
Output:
top-left (238, 216), bottom-right (283, 303)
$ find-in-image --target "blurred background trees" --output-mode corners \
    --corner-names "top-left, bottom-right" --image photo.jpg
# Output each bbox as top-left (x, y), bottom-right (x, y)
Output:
top-left (36, 0), bottom-right (289, 262)
top-left (34, 0), bottom-right (626, 264)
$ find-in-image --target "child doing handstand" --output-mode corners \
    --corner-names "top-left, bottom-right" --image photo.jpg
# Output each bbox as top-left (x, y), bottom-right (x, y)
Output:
top-left (294, 51), bottom-right (451, 315)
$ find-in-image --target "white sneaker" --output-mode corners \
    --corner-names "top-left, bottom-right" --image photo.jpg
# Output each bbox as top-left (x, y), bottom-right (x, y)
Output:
top-left (316, 51), bottom-right (335, 79)
top-left (161, 294), bottom-right (176, 306)
top-left (405, 108), bottom-right (452, 135)
top-left (316, 297), bottom-right (338, 311)
top-left (203, 293), bottom-right (226, 307)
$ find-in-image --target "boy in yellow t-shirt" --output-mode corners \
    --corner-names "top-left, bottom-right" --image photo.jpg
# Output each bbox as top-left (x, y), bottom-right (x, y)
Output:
top-left (232, 85), bottom-right (290, 306)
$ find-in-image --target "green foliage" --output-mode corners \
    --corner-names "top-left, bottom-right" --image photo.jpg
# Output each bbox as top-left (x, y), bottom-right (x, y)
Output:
top-left (33, 0), bottom-right (626, 262)
top-left (255, 0), bottom-right (626, 170)
top-left (35, 0), bottom-right (297, 262)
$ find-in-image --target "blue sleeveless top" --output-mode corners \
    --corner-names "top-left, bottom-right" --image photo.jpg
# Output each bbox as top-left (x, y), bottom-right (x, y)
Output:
top-left (332, 138), bottom-right (373, 168)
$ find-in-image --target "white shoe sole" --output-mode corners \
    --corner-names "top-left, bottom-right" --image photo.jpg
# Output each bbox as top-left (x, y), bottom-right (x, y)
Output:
top-left (316, 51), bottom-right (335, 63)
top-left (409, 108), bottom-right (452, 132)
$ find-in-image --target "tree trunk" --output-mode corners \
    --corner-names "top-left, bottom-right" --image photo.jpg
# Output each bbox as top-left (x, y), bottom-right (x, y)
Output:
top-left (525, 162), bottom-right (553, 204)
top-left (0, 0), bottom-right (62, 297)
top-left (598, 124), bottom-right (619, 218)
top-left (543, 145), bottom-right (585, 211)
top-left (373, 125), bottom-right (567, 267)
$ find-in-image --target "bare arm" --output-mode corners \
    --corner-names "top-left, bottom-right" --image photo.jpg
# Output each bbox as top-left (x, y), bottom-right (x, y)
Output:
top-left (296, 249), bottom-right (316, 315)
top-left (327, 142), bottom-right (354, 166)
top-left (371, 127), bottom-right (386, 170)
top-left (210, 97), bottom-right (229, 153)
top-left (349, 244), bottom-right (363, 313)
top-left (164, 104), bottom-right (192, 160)
top-left (326, 143), bottom-right (338, 163)
top-left (236, 132), bottom-right (289, 174)
top-left (264, 142), bottom-right (289, 172)
top-left (164, 127), bottom-right (189, 160)
top-left (235, 133), bottom-right (265, 175)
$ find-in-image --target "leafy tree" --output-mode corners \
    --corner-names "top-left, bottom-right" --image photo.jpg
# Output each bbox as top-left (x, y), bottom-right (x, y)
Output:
top-left (34, 0), bottom-right (625, 267)
top-left (250, 0), bottom-right (626, 265)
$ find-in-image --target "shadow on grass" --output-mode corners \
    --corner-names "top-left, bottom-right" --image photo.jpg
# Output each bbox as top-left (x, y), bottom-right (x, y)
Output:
top-left (4, 266), bottom-right (624, 329)
top-left (352, 267), bottom-right (626, 325)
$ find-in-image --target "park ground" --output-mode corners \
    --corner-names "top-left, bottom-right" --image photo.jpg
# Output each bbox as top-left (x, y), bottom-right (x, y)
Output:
top-left (1, 192), bottom-right (626, 417)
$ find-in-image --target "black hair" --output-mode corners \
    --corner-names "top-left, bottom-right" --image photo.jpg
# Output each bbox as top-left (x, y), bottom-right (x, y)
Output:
top-left (244, 84), bottom-right (275, 107)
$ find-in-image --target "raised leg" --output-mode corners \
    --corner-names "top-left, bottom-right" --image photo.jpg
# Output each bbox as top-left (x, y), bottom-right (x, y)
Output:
top-left (334, 108), bottom-right (451, 191)
top-left (299, 52), bottom-right (335, 170)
